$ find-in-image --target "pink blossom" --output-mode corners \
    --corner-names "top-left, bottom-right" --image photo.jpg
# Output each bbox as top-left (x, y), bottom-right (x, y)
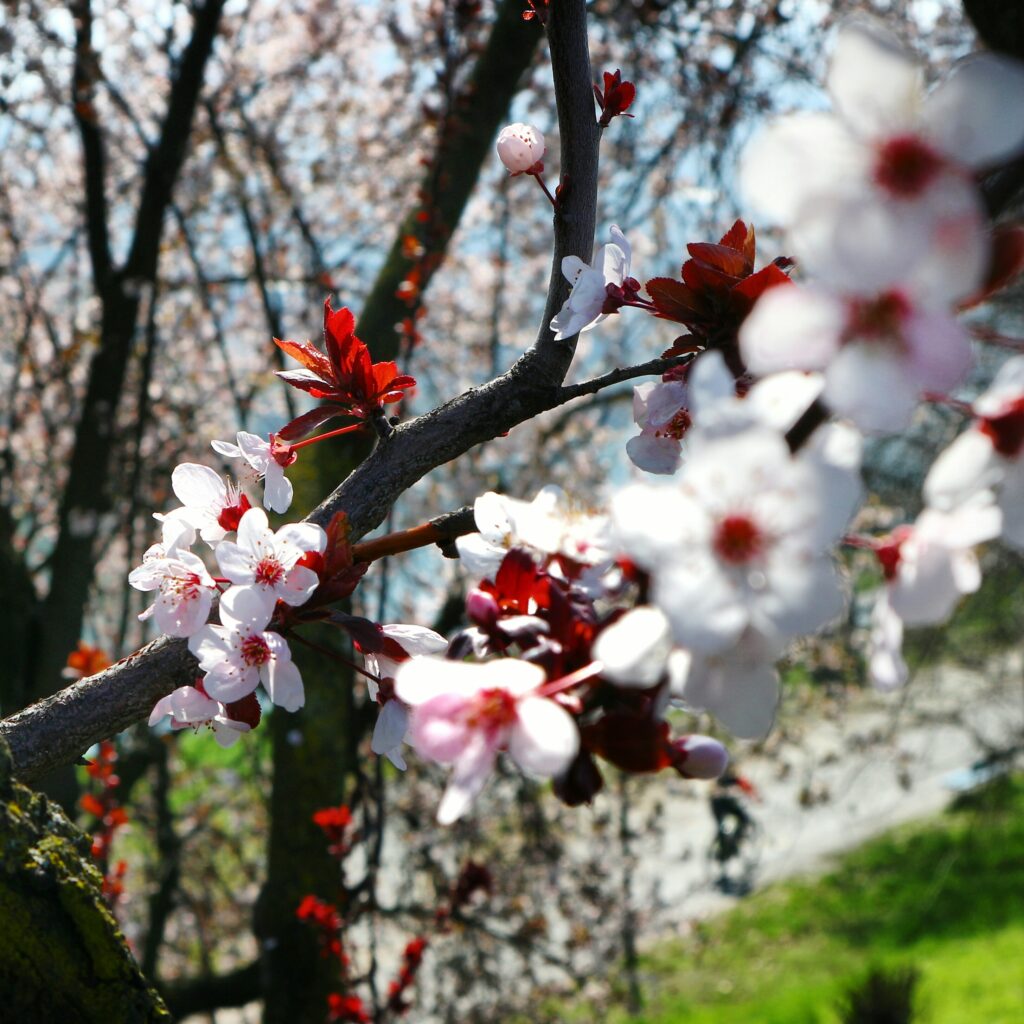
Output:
top-left (214, 507), bottom-right (326, 616)
top-left (188, 586), bottom-right (304, 711)
top-left (741, 22), bottom-right (1024, 302)
top-left (148, 684), bottom-right (251, 748)
top-left (394, 658), bottom-right (579, 824)
top-left (212, 431), bottom-right (293, 514)
top-left (496, 123), bottom-right (545, 175)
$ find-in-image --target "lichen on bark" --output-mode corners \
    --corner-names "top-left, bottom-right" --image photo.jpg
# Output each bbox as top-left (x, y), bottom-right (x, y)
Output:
top-left (0, 737), bottom-right (169, 1020)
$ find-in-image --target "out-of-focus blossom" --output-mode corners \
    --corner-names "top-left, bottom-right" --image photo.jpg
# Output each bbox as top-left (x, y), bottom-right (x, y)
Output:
top-left (740, 283), bottom-right (972, 433)
top-left (741, 22), bottom-right (1024, 302)
top-left (592, 606), bottom-right (673, 688)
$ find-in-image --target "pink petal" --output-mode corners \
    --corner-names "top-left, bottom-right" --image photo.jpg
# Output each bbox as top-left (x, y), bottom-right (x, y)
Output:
top-left (437, 733), bottom-right (499, 825)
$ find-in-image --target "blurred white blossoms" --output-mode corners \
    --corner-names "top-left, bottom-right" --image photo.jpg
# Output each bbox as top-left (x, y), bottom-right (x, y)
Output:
top-left (363, 624), bottom-right (449, 771)
top-left (188, 586), bottom-right (304, 711)
top-left (395, 658), bottom-right (579, 824)
top-left (214, 508), bottom-right (326, 617)
top-left (149, 684), bottom-right (251, 748)
top-left (925, 356), bottom-right (1024, 548)
top-left (550, 225), bottom-right (632, 340)
top-left (867, 496), bottom-right (1001, 688)
top-left (741, 21), bottom-right (1024, 301)
top-left (213, 431), bottom-right (293, 514)
top-left (496, 123), bottom-right (545, 175)
top-left (626, 380), bottom-right (690, 475)
top-left (740, 284), bottom-right (971, 433)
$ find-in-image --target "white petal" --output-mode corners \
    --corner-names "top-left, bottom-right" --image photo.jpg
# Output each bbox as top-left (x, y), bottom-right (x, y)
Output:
top-left (278, 566), bottom-right (320, 606)
top-left (381, 624), bottom-right (449, 656)
top-left (508, 697), bottom-right (579, 777)
top-left (154, 586), bottom-right (213, 638)
top-left (172, 463), bottom-right (226, 509)
top-left (263, 464), bottom-right (293, 514)
top-left (924, 54), bottom-right (1024, 168)
top-left (626, 432), bottom-right (681, 475)
top-left (236, 431), bottom-right (270, 470)
top-left (236, 507), bottom-right (270, 551)
top-left (924, 429), bottom-right (1000, 511)
top-left (220, 584), bottom-right (275, 633)
top-left (276, 522), bottom-right (327, 554)
top-left (610, 484), bottom-right (689, 569)
top-left (371, 700), bottom-right (409, 759)
top-left (682, 646), bottom-right (779, 740)
top-left (437, 734), bottom-right (499, 825)
top-left (215, 540), bottom-right (255, 584)
top-left (740, 285), bottom-right (843, 375)
top-left (999, 464), bottom-right (1024, 550)
top-left (869, 594), bottom-right (908, 690)
top-left (754, 553), bottom-right (846, 640)
top-left (824, 343), bottom-right (918, 433)
top-left (455, 535), bottom-right (507, 582)
top-left (263, 652), bottom-right (304, 712)
top-left (203, 663), bottom-right (259, 704)
top-left (655, 559), bottom-right (749, 654)
top-left (827, 22), bottom-right (923, 139)
top-left (211, 439), bottom-right (241, 458)
top-left (593, 606), bottom-right (673, 687)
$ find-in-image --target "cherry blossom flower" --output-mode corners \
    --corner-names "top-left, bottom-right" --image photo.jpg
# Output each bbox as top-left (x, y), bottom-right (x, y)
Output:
top-left (925, 356), bottom-right (1024, 548)
top-left (363, 624), bottom-right (449, 770)
top-left (157, 462), bottom-right (252, 545)
top-left (212, 431), bottom-right (293, 514)
top-left (129, 544), bottom-right (217, 638)
top-left (739, 282), bottom-right (972, 433)
top-left (188, 586), bottom-right (304, 711)
top-left (148, 683), bottom-right (253, 747)
top-left (394, 658), bottom-right (579, 824)
top-left (214, 507), bottom-right (326, 616)
top-left (612, 427), bottom-right (852, 658)
top-left (740, 22), bottom-right (1024, 302)
top-left (550, 225), bottom-right (632, 340)
top-left (496, 123), bottom-right (545, 175)
top-left (626, 380), bottom-right (690, 475)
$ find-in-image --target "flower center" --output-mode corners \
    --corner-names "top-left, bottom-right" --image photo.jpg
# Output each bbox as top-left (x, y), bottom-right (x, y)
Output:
top-left (657, 408), bottom-right (692, 441)
top-left (713, 514), bottom-right (764, 565)
top-left (240, 633), bottom-right (271, 667)
top-left (217, 492), bottom-right (252, 532)
top-left (845, 291), bottom-right (911, 343)
top-left (873, 134), bottom-right (946, 198)
top-left (874, 528), bottom-right (911, 582)
top-left (255, 556), bottom-right (286, 587)
top-left (466, 688), bottom-right (518, 734)
top-left (980, 397), bottom-right (1024, 457)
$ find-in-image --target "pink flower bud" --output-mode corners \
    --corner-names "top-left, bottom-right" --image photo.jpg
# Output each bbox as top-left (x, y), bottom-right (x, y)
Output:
top-left (671, 734), bottom-right (729, 780)
top-left (466, 587), bottom-right (499, 628)
top-left (496, 123), bottom-right (545, 175)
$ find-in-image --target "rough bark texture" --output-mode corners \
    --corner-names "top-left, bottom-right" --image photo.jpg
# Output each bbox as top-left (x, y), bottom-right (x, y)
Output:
top-left (0, 737), bottom-right (169, 1020)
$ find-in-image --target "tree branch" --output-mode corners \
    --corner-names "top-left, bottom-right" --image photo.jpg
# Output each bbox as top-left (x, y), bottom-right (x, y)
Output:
top-left (556, 353), bottom-right (693, 403)
top-left (0, 0), bottom-right (600, 782)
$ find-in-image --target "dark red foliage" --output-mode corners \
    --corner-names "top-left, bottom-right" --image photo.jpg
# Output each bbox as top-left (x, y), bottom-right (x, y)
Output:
top-left (79, 738), bottom-right (129, 908)
top-left (646, 219), bottom-right (792, 377)
top-left (594, 69), bottom-right (636, 128)
top-left (224, 691), bottom-right (262, 730)
top-left (582, 712), bottom-right (674, 774)
top-left (312, 803), bottom-right (357, 858)
top-left (552, 749), bottom-right (605, 806)
top-left (980, 396), bottom-right (1024, 457)
top-left (296, 895), bottom-right (346, 963)
top-left (274, 299), bottom-right (416, 439)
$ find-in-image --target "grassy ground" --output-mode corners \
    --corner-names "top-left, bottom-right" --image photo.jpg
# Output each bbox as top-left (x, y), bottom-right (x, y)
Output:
top-left (592, 776), bottom-right (1024, 1023)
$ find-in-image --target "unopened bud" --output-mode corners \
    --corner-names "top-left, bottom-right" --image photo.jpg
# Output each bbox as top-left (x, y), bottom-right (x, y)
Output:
top-left (496, 123), bottom-right (545, 175)
top-left (671, 734), bottom-right (729, 780)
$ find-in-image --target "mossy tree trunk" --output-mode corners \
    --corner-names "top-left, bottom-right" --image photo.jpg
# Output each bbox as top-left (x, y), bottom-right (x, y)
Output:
top-left (0, 737), bottom-right (169, 1020)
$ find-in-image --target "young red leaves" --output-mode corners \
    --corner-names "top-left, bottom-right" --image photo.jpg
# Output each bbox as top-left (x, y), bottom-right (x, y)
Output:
top-left (594, 69), bottom-right (636, 129)
top-left (274, 300), bottom-right (416, 440)
top-left (646, 219), bottom-right (792, 372)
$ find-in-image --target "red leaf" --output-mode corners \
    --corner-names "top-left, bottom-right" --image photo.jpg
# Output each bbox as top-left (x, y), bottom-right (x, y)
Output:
top-left (645, 277), bottom-right (701, 322)
top-left (274, 337), bottom-right (333, 381)
top-left (277, 405), bottom-right (349, 442)
top-left (275, 368), bottom-right (335, 397)
top-left (732, 262), bottom-right (791, 305)
top-left (583, 713), bottom-right (672, 773)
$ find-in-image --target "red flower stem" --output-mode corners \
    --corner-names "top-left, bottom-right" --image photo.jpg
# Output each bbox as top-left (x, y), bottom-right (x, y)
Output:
top-left (288, 422), bottom-right (368, 452)
top-left (351, 520), bottom-right (457, 563)
top-left (530, 172), bottom-right (558, 210)
top-left (536, 661), bottom-right (604, 698)
top-left (922, 391), bottom-right (974, 416)
top-left (290, 632), bottom-right (382, 684)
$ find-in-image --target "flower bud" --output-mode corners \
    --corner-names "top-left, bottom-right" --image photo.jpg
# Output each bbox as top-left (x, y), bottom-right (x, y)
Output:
top-left (671, 734), bottom-right (729, 780)
top-left (496, 123), bottom-right (545, 175)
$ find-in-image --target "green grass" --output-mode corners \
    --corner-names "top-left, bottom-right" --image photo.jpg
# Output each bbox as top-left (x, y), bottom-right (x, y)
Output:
top-left (595, 776), bottom-right (1024, 1023)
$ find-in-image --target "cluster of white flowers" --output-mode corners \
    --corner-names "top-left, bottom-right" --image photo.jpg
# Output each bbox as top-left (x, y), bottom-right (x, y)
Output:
top-left (132, 441), bottom-right (323, 744)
